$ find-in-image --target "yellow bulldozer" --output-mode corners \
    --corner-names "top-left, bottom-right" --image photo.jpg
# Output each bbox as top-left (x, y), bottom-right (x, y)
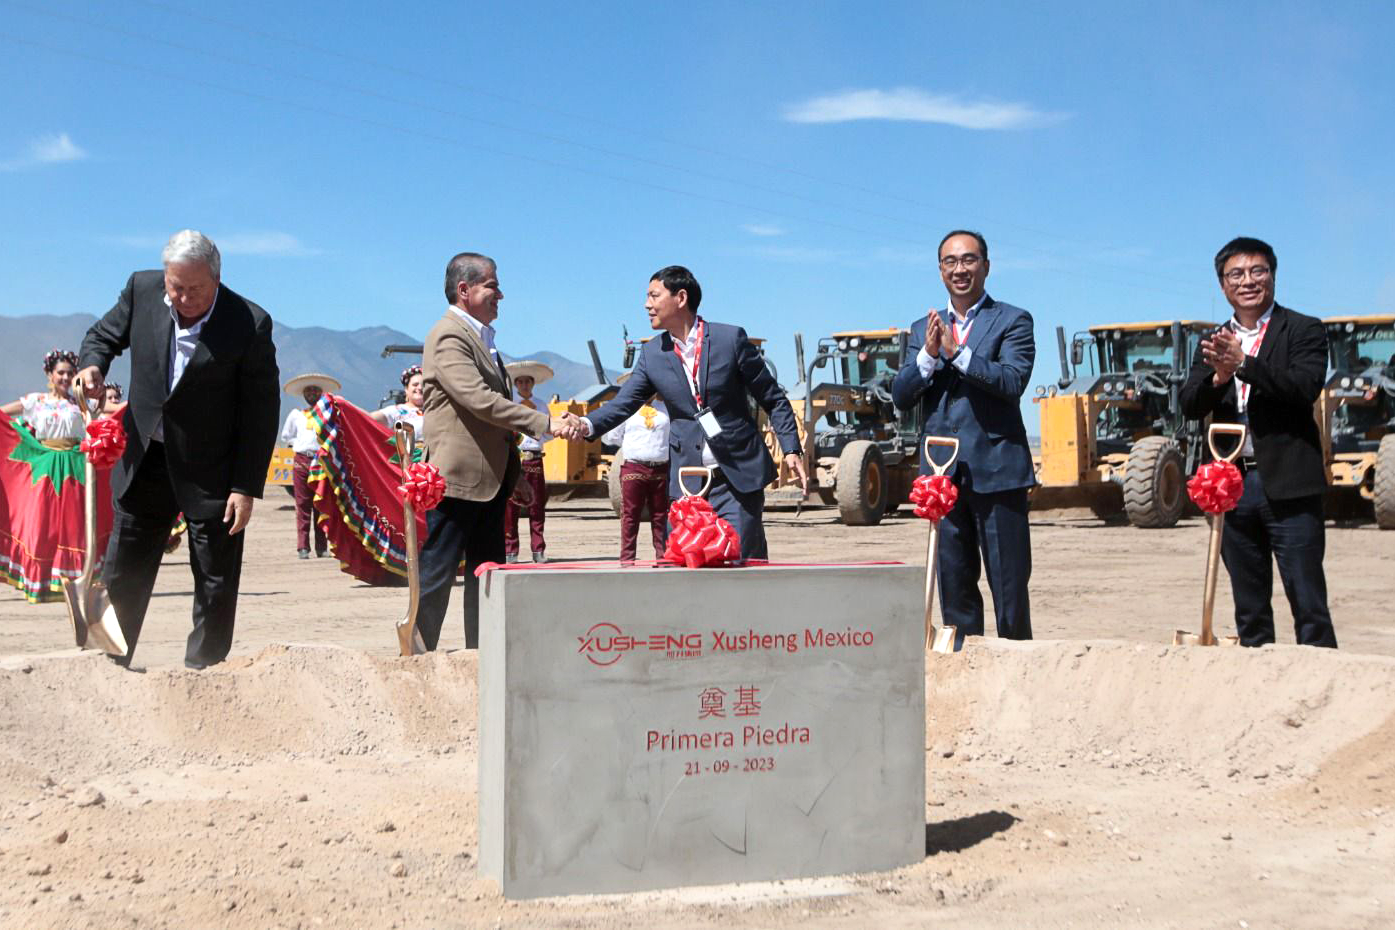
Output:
top-left (1320, 314), bottom-right (1395, 528)
top-left (1033, 320), bottom-right (1217, 527)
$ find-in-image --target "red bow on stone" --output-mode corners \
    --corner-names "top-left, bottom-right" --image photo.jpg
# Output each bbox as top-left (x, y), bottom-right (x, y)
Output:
top-left (909, 474), bottom-right (958, 522)
top-left (398, 462), bottom-right (446, 511)
top-left (664, 496), bottom-right (741, 568)
top-left (1187, 461), bottom-right (1243, 514)
top-left (79, 417), bottom-right (126, 469)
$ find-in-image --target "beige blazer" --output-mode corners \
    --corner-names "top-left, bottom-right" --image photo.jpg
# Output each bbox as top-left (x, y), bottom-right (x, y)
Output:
top-left (421, 310), bottom-right (550, 501)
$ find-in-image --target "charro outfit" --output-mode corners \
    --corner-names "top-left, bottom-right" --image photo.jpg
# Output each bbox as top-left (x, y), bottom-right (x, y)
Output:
top-left (892, 294), bottom-right (1036, 640)
top-left (602, 399), bottom-right (671, 561)
top-left (417, 307), bottom-right (549, 649)
top-left (280, 406), bottom-right (326, 556)
top-left (503, 396), bottom-right (549, 561)
top-left (1179, 303), bottom-right (1336, 648)
top-left (79, 271), bottom-right (280, 668)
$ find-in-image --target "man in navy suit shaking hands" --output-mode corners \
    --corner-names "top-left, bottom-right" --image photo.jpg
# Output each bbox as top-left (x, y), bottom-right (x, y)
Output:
top-left (584, 266), bottom-right (807, 560)
top-left (892, 230), bottom-right (1036, 640)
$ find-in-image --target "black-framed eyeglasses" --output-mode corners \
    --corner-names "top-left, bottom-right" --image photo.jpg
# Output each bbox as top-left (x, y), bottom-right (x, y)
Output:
top-left (1223, 265), bottom-right (1271, 284)
top-left (939, 254), bottom-right (982, 270)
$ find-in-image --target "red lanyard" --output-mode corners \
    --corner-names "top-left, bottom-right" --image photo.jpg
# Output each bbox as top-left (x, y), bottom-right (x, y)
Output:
top-left (953, 313), bottom-right (974, 345)
top-left (673, 318), bottom-right (705, 407)
top-left (1236, 319), bottom-right (1269, 407)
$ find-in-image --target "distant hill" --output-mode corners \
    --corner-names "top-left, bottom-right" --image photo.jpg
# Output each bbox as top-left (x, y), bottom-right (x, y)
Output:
top-left (0, 314), bottom-right (619, 427)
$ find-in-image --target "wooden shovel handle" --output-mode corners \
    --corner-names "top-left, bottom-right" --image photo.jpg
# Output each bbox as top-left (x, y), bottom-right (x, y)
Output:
top-left (678, 466), bottom-right (715, 499)
top-left (1206, 423), bottom-right (1247, 463)
top-left (922, 436), bottom-right (960, 477)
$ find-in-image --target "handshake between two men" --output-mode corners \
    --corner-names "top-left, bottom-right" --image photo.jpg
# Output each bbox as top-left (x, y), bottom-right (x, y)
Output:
top-left (548, 412), bottom-right (587, 441)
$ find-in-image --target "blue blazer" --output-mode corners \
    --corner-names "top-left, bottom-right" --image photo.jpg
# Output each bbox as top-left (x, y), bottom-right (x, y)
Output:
top-left (588, 320), bottom-right (802, 496)
top-left (891, 295), bottom-right (1036, 493)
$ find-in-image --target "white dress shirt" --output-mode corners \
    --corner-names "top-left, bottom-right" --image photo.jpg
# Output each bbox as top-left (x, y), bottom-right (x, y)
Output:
top-left (672, 321), bottom-right (717, 466)
top-left (153, 291), bottom-right (218, 441)
top-left (1231, 303), bottom-right (1274, 456)
top-left (448, 305), bottom-right (501, 367)
top-left (515, 395), bottom-right (548, 452)
top-left (916, 293), bottom-right (987, 379)
top-left (602, 398), bottom-right (670, 464)
top-left (280, 409), bottom-right (320, 455)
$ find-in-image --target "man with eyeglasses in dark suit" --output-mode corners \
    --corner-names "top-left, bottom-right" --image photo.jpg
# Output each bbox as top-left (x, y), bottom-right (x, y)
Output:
top-left (1180, 236), bottom-right (1336, 648)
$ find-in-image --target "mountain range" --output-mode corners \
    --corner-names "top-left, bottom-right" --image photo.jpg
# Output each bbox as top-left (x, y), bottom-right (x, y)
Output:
top-left (0, 314), bottom-right (620, 426)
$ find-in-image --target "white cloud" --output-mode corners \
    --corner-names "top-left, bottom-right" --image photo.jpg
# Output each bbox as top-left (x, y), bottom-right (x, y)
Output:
top-left (103, 231), bottom-right (321, 258)
top-left (742, 222), bottom-right (786, 237)
top-left (0, 132), bottom-right (88, 171)
top-left (783, 88), bottom-right (1067, 130)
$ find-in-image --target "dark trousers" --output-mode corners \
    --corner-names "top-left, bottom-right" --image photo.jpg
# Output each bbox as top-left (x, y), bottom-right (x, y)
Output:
top-left (503, 458), bottom-right (547, 556)
top-left (101, 442), bottom-right (245, 668)
top-left (1222, 468), bottom-right (1336, 648)
top-left (674, 468), bottom-right (767, 561)
top-left (416, 487), bottom-right (508, 651)
top-left (292, 451), bottom-right (326, 554)
top-left (619, 460), bottom-right (669, 561)
top-left (937, 485), bottom-right (1032, 640)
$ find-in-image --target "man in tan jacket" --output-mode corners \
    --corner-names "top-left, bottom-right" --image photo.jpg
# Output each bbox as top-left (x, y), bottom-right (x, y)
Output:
top-left (417, 252), bottom-right (581, 649)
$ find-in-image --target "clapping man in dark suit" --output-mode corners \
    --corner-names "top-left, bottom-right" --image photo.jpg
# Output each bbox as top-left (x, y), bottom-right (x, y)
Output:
top-left (77, 230), bottom-right (280, 668)
top-left (583, 266), bottom-right (806, 560)
top-left (1180, 237), bottom-right (1336, 648)
top-left (892, 230), bottom-right (1036, 640)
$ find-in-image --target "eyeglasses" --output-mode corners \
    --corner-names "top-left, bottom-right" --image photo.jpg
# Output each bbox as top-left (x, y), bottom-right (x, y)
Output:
top-left (1223, 265), bottom-right (1271, 284)
top-left (939, 254), bottom-right (982, 270)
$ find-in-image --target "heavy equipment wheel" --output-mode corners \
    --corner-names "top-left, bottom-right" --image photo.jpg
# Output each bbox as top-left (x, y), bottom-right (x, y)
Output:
top-left (1123, 436), bottom-right (1185, 528)
top-left (1375, 434), bottom-right (1395, 530)
top-left (836, 440), bottom-right (887, 526)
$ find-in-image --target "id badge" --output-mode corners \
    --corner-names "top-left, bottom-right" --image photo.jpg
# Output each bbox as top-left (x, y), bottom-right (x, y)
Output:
top-left (696, 407), bottom-right (723, 439)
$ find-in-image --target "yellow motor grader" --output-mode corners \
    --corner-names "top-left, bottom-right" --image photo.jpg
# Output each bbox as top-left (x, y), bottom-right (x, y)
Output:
top-left (1319, 314), bottom-right (1395, 528)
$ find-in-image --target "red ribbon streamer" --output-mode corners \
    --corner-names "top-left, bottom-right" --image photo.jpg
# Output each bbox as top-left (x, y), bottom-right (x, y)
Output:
top-left (398, 462), bottom-right (446, 511)
top-left (662, 496), bottom-right (740, 568)
top-left (909, 473), bottom-right (958, 522)
top-left (1187, 461), bottom-right (1243, 514)
top-left (79, 417), bottom-right (127, 469)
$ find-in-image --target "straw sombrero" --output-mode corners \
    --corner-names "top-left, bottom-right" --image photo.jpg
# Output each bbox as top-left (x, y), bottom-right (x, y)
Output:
top-left (505, 360), bottom-right (554, 384)
top-left (283, 372), bottom-right (342, 396)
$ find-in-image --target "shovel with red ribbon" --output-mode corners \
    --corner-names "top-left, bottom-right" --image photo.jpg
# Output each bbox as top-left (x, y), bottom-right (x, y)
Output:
top-left (63, 383), bottom-right (128, 657)
top-left (662, 466), bottom-right (742, 568)
top-left (912, 436), bottom-right (961, 653)
top-left (393, 423), bottom-right (443, 656)
top-left (1174, 423), bottom-right (1247, 646)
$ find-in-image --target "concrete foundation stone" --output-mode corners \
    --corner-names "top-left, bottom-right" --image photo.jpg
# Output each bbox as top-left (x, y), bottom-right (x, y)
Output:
top-left (478, 563), bottom-right (925, 898)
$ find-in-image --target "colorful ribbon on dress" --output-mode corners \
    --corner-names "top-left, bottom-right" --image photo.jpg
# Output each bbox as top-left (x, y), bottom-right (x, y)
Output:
top-left (79, 417), bottom-right (126, 469)
top-left (1187, 461), bottom-right (1243, 514)
top-left (662, 496), bottom-right (740, 568)
top-left (909, 473), bottom-right (958, 522)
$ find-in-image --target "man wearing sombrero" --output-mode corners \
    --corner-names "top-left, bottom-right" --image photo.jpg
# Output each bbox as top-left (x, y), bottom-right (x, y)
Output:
top-left (280, 372), bottom-right (340, 559)
top-left (503, 360), bottom-right (554, 562)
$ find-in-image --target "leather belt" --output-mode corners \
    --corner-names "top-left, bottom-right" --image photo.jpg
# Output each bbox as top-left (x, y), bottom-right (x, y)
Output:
top-left (1237, 456), bottom-right (1258, 472)
top-left (520, 451), bottom-right (544, 461)
top-left (626, 458), bottom-right (668, 467)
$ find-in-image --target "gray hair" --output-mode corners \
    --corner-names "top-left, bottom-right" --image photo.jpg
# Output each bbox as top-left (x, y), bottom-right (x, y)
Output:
top-left (444, 252), bottom-right (495, 305)
top-left (162, 229), bottom-right (221, 279)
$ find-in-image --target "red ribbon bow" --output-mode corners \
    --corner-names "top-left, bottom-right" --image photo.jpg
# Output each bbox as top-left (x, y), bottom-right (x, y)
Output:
top-left (1187, 461), bottom-right (1243, 514)
top-left (398, 462), bottom-right (446, 511)
top-left (909, 474), bottom-right (958, 522)
top-left (79, 416), bottom-right (127, 469)
top-left (663, 496), bottom-right (741, 568)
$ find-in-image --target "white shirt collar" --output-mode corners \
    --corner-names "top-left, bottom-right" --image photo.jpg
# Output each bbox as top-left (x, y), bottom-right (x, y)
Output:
top-left (449, 305), bottom-right (497, 350)
top-left (165, 290), bottom-right (218, 331)
top-left (947, 293), bottom-right (988, 320)
top-left (1230, 303), bottom-right (1274, 336)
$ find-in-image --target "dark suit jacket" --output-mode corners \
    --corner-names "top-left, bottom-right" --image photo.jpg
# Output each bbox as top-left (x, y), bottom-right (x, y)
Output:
top-left (1179, 304), bottom-right (1328, 500)
top-left (587, 320), bottom-right (801, 496)
top-left (891, 295), bottom-right (1036, 493)
top-left (79, 270), bottom-right (281, 520)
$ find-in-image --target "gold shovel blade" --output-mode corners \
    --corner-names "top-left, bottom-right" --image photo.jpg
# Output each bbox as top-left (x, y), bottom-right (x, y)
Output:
top-left (1172, 630), bottom-right (1240, 647)
top-left (396, 621), bottom-right (426, 656)
top-left (82, 584), bottom-right (128, 657)
top-left (62, 579), bottom-right (89, 648)
top-left (930, 624), bottom-right (957, 654)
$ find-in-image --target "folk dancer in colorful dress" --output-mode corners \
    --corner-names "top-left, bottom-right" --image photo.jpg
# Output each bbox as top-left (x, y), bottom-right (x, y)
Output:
top-left (503, 360), bottom-right (554, 563)
top-left (601, 375), bottom-right (671, 561)
top-left (280, 373), bottom-right (340, 559)
top-left (371, 364), bottom-right (426, 440)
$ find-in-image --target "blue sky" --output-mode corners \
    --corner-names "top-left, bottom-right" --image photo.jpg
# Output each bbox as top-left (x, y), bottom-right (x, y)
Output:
top-left (3, 1), bottom-right (1392, 417)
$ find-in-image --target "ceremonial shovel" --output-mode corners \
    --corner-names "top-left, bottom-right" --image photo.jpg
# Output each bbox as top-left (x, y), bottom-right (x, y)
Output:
top-left (677, 465), bottom-right (716, 500)
top-left (1173, 423), bottom-right (1247, 647)
top-left (394, 423), bottom-right (427, 657)
top-left (62, 384), bottom-right (128, 657)
top-left (922, 436), bottom-right (960, 654)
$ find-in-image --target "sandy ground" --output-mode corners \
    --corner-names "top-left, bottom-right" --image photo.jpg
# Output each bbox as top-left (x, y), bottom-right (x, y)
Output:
top-left (1, 498), bottom-right (1392, 929)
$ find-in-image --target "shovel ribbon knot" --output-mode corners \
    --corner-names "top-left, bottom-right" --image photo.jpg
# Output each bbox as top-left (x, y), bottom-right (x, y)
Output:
top-left (909, 473), bottom-right (958, 522)
top-left (398, 462), bottom-right (446, 511)
top-left (79, 417), bottom-right (126, 469)
top-left (1187, 461), bottom-right (1243, 514)
top-left (663, 496), bottom-right (740, 568)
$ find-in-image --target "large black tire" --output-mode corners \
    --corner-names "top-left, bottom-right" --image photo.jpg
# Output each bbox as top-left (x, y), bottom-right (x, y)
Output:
top-left (836, 440), bottom-right (887, 526)
top-left (1375, 434), bottom-right (1395, 530)
top-left (1123, 436), bottom-right (1185, 528)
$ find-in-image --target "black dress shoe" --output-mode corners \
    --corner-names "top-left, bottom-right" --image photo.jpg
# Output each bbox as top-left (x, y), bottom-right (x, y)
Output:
top-left (315, 549), bottom-right (328, 558)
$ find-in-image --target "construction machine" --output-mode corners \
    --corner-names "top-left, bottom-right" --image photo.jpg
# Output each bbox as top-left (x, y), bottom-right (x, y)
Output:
top-left (778, 329), bottom-right (919, 526)
top-left (1319, 314), bottom-right (1395, 528)
top-left (1033, 320), bottom-right (1216, 527)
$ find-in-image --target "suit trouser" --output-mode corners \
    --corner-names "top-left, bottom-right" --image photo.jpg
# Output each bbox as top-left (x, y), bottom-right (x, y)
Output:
top-left (416, 487), bottom-right (508, 651)
top-left (936, 485), bottom-right (1032, 640)
top-left (1222, 468), bottom-right (1336, 648)
top-left (619, 460), bottom-right (669, 561)
top-left (102, 442), bottom-right (245, 667)
top-left (683, 469), bottom-right (767, 561)
top-left (292, 451), bottom-right (326, 554)
top-left (503, 459), bottom-right (547, 556)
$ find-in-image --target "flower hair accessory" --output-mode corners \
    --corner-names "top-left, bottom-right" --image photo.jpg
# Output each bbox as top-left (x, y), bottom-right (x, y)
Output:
top-left (401, 365), bottom-right (423, 387)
